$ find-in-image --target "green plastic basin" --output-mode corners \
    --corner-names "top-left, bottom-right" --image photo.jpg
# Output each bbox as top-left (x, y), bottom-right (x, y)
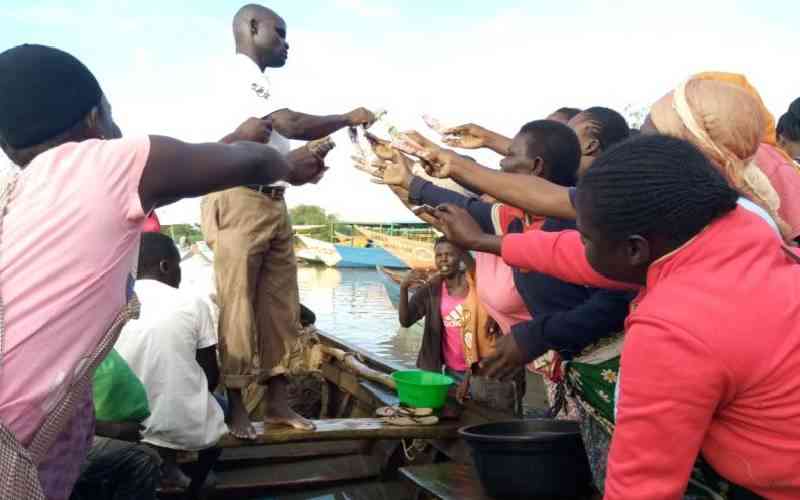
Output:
top-left (392, 370), bottom-right (454, 409)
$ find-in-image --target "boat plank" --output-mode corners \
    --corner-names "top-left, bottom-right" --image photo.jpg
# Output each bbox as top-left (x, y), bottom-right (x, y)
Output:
top-left (217, 418), bottom-right (460, 447)
top-left (218, 439), bottom-right (367, 462)
top-left (400, 463), bottom-right (494, 500)
top-left (158, 454), bottom-right (380, 498)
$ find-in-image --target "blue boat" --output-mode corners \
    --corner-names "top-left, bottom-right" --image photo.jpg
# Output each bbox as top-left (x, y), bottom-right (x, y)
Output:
top-left (295, 235), bottom-right (408, 269)
top-left (376, 265), bottom-right (405, 308)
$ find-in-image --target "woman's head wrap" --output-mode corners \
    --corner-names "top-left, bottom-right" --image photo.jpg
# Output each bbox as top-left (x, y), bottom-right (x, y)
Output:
top-left (649, 76), bottom-right (791, 240)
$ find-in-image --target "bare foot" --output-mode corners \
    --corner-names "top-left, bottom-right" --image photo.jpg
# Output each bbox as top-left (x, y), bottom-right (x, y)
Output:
top-left (226, 389), bottom-right (257, 440)
top-left (263, 376), bottom-right (316, 431)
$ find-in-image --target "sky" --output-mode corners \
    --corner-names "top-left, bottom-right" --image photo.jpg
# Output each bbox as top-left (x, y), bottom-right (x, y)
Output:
top-left (2, 0), bottom-right (798, 223)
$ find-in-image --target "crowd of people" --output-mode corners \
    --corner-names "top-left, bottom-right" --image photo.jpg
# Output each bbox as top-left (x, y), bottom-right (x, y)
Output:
top-left (1, 1), bottom-right (800, 499)
top-left (377, 76), bottom-right (800, 499)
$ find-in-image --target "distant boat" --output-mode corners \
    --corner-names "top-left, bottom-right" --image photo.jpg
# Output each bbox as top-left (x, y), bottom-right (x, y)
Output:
top-left (295, 235), bottom-right (408, 269)
top-left (376, 266), bottom-right (407, 308)
top-left (376, 266), bottom-right (436, 309)
top-left (355, 226), bottom-right (435, 269)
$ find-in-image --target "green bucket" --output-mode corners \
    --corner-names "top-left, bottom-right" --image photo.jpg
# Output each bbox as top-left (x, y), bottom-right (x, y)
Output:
top-left (392, 370), bottom-right (454, 409)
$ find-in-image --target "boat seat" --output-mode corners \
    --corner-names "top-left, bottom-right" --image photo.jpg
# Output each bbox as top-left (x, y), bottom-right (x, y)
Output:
top-left (216, 418), bottom-right (460, 448)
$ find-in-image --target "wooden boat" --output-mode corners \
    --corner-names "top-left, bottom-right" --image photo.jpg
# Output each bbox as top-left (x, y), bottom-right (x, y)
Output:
top-left (355, 226), bottom-right (436, 269)
top-left (295, 234), bottom-right (409, 269)
top-left (376, 265), bottom-right (408, 309)
top-left (158, 329), bottom-right (521, 499)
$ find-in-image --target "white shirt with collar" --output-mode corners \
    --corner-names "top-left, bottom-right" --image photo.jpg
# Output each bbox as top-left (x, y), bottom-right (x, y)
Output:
top-left (114, 279), bottom-right (227, 450)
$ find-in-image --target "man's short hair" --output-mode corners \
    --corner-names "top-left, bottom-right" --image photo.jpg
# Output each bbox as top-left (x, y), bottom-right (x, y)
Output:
top-left (138, 232), bottom-right (179, 278)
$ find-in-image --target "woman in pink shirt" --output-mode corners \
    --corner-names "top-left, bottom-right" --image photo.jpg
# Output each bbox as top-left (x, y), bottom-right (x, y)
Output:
top-left (0, 44), bottom-right (329, 499)
top-left (435, 134), bottom-right (800, 499)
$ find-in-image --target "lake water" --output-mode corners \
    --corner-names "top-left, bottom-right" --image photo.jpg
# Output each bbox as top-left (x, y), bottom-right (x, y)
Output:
top-left (180, 256), bottom-right (422, 369)
top-left (297, 265), bottom-right (422, 368)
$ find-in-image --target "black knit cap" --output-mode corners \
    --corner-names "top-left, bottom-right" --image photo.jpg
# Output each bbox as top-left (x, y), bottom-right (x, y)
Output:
top-left (0, 44), bottom-right (103, 149)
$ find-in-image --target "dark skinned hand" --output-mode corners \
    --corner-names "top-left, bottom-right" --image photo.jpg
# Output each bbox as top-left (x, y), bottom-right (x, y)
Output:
top-left (346, 107), bottom-right (377, 128)
top-left (441, 123), bottom-right (491, 149)
top-left (286, 136), bottom-right (335, 185)
top-left (478, 333), bottom-right (527, 381)
top-left (428, 204), bottom-right (488, 250)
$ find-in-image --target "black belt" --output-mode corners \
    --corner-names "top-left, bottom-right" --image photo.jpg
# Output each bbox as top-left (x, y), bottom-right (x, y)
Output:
top-left (246, 185), bottom-right (285, 200)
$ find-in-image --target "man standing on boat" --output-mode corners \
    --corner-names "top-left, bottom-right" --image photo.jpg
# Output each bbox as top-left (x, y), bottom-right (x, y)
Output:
top-left (201, 3), bottom-right (376, 439)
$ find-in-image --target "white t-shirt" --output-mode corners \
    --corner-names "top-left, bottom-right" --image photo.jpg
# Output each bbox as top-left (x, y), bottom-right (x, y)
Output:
top-left (115, 279), bottom-right (227, 450)
top-left (221, 53), bottom-right (292, 155)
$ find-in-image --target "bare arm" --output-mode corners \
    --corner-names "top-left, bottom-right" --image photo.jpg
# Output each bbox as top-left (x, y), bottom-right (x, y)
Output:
top-left (448, 158), bottom-right (577, 220)
top-left (478, 129), bottom-right (512, 156)
top-left (399, 276), bottom-right (429, 328)
top-left (138, 138), bottom-right (291, 213)
top-left (196, 345), bottom-right (220, 392)
top-left (268, 107), bottom-right (374, 141)
top-left (441, 123), bottom-right (512, 156)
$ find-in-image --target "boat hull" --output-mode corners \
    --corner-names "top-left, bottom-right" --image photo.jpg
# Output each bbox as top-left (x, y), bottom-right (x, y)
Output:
top-left (355, 226), bottom-right (435, 269)
top-left (295, 235), bottom-right (408, 268)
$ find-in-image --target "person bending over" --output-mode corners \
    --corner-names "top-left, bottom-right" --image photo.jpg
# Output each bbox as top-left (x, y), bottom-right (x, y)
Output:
top-left (0, 44), bottom-right (325, 499)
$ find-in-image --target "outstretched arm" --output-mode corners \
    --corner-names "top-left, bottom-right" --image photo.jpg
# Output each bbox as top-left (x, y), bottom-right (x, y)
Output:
top-left (139, 130), bottom-right (331, 211)
top-left (439, 123), bottom-right (512, 156)
top-left (448, 159), bottom-right (576, 220)
top-left (394, 133), bottom-right (576, 220)
top-left (269, 107), bottom-right (375, 141)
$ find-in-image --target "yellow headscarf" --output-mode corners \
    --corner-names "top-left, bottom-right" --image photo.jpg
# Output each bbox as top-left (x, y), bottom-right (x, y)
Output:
top-left (692, 72), bottom-right (777, 144)
top-left (649, 77), bottom-right (792, 241)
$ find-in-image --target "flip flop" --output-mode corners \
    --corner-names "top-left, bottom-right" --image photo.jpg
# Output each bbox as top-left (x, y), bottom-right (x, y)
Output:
top-left (375, 406), bottom-right (434, 418)
top-left (382, 415), bottom-right (439, 427)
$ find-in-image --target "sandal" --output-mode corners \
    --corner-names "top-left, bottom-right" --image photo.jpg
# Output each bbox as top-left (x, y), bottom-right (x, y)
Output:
top-left (382, 415), bottom-right (439, 426)
top-left (375, 406), bottom-right (433, 418)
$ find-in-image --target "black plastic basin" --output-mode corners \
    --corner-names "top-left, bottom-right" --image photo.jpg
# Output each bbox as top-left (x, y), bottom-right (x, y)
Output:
top-left (459, 419), bottom-right (592, 499)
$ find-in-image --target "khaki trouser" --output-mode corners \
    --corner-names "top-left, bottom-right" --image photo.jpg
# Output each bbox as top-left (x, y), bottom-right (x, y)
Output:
top-left (200, 187), bottom-right (301, 389)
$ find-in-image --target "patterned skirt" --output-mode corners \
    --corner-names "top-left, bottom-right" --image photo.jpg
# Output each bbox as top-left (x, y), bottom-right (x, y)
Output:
top-left (563, 337), bottom-right (759, 499)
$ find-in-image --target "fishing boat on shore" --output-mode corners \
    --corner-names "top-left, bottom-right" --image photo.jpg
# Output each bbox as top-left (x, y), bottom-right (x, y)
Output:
top-left (355, 225), bottom-right (436, 270)
top-left (295, 234), bottom-right (409, 269)
top-left (293, 222), bottom-right (436, 270)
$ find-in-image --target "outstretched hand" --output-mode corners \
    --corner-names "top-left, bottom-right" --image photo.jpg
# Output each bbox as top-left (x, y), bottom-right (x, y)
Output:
top-left (402, 268), bottom-right (433, 288)
top-left (286, 137), bottom-right (335, 185)
top-left (440, 123), bottom-right (491, 150)
top-left (390, 130), bottom-right (463, 179)
top-left (478, 334), bottom-right (527, 381)
top-left (346, 107), bottom-right (378, 128)
top-left (425, 204), bottom-right (486, 248)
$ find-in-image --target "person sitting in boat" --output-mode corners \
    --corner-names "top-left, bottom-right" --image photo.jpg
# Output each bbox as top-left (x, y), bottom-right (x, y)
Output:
top-left (115, 233), bottom-right (227, 494)
top-left (398, 238), bottom-right (492, 380)
top-left (432, 134), bottom-right (800, 499)
top-left (72, 354), bottom-right (161, 500)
